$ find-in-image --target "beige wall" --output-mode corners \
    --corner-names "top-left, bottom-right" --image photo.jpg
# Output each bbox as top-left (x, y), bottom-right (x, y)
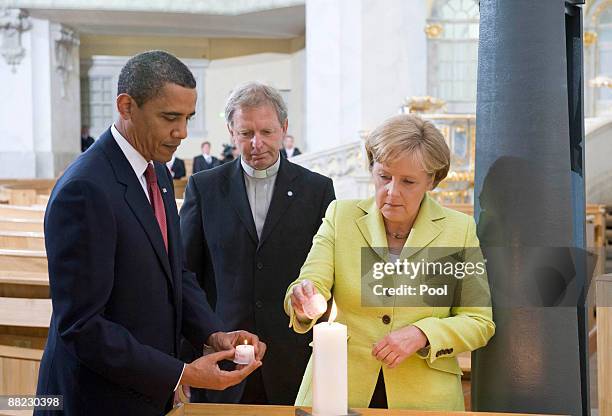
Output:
top-left (80, 34), bottom-right (306, 162)
top-left (180, 52), bottom-right (303, 162)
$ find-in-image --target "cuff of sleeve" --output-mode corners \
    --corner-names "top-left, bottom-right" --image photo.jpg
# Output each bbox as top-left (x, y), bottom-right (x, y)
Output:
top-left (174, 363), bottom-right (186, 391)
top-left (287, 298), bottom-right (316, 334)
top-left (412, 317), bottom-right (441, 363)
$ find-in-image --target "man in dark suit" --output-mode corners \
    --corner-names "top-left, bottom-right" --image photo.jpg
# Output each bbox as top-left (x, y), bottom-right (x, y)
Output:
top-left (36, 51), bottom-right (265, 416)
top-left (167, 155), bottom-right (186, 179)
top-left (181, 82), bottom-right (335, 405)
top-left (80, 126), bottom-right (95, 152)
top-left (192, 141), bottom-right (220, 173)
top-left (280, 134), bottom-right (301, 159)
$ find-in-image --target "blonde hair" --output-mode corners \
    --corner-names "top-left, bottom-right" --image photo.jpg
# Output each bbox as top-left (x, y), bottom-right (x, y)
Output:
top-left (365, 114), bottom-right (450, 188)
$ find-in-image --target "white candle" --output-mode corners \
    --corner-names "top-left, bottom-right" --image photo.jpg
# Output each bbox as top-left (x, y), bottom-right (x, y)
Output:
top-left (304, 293), bottom-right (327, 319)
top-left (233, 341), bottom-right (255, 365)
top-left (312, 303), bottom-right (347, 416)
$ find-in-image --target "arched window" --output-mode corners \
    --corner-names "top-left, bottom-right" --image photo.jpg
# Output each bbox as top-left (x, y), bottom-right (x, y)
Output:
top-left (585, 1), bottom-right (612, 117)
top-left (427, 0), bottom-right (479, 113)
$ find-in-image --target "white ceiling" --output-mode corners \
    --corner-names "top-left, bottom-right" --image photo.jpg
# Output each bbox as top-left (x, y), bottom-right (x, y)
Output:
top-left (21, 4), bottom-right (305, 38)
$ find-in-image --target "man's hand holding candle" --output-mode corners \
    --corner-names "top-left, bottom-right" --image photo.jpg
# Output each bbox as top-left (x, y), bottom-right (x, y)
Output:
top-left (207, 330), bottom-right (267, 361)
top-left (372, 325), bottom-right (429, 369)
top-left (179, 330), bottom-right (266, 391)
top-left (179, 349), bottom-right (261, 390)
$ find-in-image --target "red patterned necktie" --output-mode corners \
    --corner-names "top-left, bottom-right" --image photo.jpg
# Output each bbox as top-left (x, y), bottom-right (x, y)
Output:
top-left (144, 163), bottom-right (168, 251)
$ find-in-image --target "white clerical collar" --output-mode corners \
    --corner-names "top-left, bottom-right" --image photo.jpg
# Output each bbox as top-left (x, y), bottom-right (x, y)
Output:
top-left (241, 154), bottom-right (280, 179)
top-left (111, 124), bottom-right (149, 180)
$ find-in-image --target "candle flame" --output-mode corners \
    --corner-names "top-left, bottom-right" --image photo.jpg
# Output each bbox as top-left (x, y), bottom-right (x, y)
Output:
top-left (243, 340), bottom-right (248, 345)
top-left (328, 300), bottom-right (337, 323)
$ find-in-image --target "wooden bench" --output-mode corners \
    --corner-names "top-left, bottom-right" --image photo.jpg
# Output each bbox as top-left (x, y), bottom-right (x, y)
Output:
top-left (0, 206), bottom-right (45, 221)
top-left (0, 219), bottom-right (44, 233)
top-left (174, 179), bottom-right (188, 200)
top-left (0, 179), bottom-right (55, 206)
top-left (0, 297), bottom-right (50, 397)
top-left (0, 271), bottom-right (49, 299)
top-left (597, 274), bottom-right (612, 416)
top-left (0, 298), bottom-right (51, 328)
top-left (0, 250), bottom-right (47, 274)
top-left (0, 232), bottom-right (45, 251)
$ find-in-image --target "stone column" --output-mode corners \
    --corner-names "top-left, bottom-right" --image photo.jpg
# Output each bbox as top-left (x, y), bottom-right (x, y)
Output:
top-left (472, 1), bottom-right (589, 415)
top-left (0, 9), bottom-right (80, 178)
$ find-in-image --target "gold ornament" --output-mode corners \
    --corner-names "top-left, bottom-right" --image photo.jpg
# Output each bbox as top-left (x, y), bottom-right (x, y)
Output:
top-left (424, 23), bottom-right (443, 39)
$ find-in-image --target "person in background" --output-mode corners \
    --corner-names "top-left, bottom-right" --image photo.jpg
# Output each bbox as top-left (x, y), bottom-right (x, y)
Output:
top-left (280, 134), bottom-right (301, 159)
top-left (167, 155), bottom-right (186, 179)
top-left (193, 141), bottom-right (220, 173)
top-left (219, 143), bottom-right (236, 165)
top-left (81, 126), bottom-right (95, 152)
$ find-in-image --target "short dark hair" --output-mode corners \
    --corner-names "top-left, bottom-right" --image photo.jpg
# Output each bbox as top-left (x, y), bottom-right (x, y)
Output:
top-left (201, 141), bottom-right (211, 147)
top-left (117, 50), bottom-right (196, 106)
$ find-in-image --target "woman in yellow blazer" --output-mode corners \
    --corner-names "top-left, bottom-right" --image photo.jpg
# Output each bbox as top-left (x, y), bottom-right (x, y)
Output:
top-left (284, 114), bottom-right (495, 411)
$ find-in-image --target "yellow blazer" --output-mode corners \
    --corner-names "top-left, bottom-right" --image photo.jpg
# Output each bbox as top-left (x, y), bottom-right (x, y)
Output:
top-left (284, 194), bottom-right (495, 411)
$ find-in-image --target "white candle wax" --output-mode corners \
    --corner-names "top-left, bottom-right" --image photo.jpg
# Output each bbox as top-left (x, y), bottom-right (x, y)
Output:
top-left (304, 293), bottom-right (328, 319)
top-left (312, 321), bottom-right (348, 416)
top-left (233, 343), bottom-right (255, 365)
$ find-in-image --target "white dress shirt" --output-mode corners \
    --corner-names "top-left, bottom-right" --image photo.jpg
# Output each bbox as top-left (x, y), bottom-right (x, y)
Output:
top-left (166, 156), bottom-right (176, 178)
top-left (285, 147), bottom-right (295, 158)
top-left (111, 124), bottom-right (185, 391)
top-left (111, 124), bottom-right (151, 202)
top-left (241, 155), bottom-right (281, 238)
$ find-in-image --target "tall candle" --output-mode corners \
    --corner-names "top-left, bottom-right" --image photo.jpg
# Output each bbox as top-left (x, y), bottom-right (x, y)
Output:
top-left (312, 303), bottom-right (347, 416)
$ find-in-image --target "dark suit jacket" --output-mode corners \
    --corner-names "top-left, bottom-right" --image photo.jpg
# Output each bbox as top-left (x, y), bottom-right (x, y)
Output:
top-left (36, 128), bottom-right (223, 416)
top-left (193, 154), bottom-right (220, 174)
top-left (280, 147), bottom-right (301, 159)
top-left (180, 157), bottom-right (335, 405)
top-left (171, 157), bottom-right (186, 179)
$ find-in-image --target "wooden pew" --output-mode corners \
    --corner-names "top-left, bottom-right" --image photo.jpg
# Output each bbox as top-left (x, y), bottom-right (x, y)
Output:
top-left (0, 232), bottom-right (45, 251)
top-left (0, 206), bottom-right (45, 221)
top-left (0, 219), bottom-right (44, 233)
top-left (0, 298), bottom-right (51, 328)
top-left (0, 250), bottom-right (47, 274)
top-left (174, 179), bottom-right (188, 200)
top-left (0, 271), bottom-right (49, 299)
top-left (0, 297), bottom-right (51, 396)
top-left (0, 179), bottom-right (55, 206)
top-left (597, 274), bottom-right (612, 416)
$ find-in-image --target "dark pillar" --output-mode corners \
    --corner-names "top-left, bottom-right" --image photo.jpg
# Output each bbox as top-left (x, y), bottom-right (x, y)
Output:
top-left (472, 1), bottom-right (589, 415)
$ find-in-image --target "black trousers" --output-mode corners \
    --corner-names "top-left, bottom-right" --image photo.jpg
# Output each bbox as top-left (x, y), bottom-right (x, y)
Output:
top-left (240, 367), bottom-right (268, 404)
top-left (368, 370), bottom-right (388, 409)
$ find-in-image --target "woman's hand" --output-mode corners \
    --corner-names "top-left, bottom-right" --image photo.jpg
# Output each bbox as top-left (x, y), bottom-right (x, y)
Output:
top-left (372, 325), bottom-right (429, 369)
top-left (290, 280), bottom-right (318, 322)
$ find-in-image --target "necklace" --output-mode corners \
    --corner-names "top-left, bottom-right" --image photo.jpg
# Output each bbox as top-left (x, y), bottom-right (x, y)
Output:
top-left (386, 231), bottom-right (410, 239)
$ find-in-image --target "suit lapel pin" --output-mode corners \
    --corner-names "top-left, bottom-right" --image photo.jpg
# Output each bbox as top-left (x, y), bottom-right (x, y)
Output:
top-left (287, 190), bottom-right (294, 197)
top-left (162, 188), bottom-right (167, 193)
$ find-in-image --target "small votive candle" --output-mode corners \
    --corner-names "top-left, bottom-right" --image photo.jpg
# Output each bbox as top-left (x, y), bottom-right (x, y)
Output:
top-left (233, 340), bottom-right (255, 365)
top-left (303, 293), bottom-right (327, 320)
